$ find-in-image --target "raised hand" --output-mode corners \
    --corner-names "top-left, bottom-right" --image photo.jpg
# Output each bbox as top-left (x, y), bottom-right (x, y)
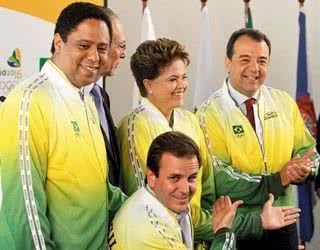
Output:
top-left (260, 194), bottom-right (300, 230)
top-left (212, 195), bottom-right (243, 233)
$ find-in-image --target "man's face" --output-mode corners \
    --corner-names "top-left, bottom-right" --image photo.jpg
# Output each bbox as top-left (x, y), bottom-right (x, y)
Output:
top-left (53, 18), bottom-right (110, 88)
top-left (102, 18), bottom-right (126, 76)
top-left (147, 153), bottom-right (199, 214)
top-left (225, 35), bottom-right (270, 97)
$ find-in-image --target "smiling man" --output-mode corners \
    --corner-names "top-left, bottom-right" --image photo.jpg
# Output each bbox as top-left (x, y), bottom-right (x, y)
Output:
top-left (0, 2), bottom-right (126, 249)
top-left (196, 28), bottom-right (319, 250)
top-left (109, 131), bottom-right (243, 250)
top-left (102, 8), bottom-right (126, 77)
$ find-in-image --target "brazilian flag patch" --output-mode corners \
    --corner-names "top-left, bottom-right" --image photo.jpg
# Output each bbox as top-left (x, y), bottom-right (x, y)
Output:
top-left (232, 125), bottom-right (244, 137)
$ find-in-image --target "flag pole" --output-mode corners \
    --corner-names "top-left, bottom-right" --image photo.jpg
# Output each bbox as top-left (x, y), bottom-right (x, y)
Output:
top-left (298, 0), bottom-right (304, 8)
top-left (142, 0), bottom-right (148, 13)
top-left (296, 0), bottom-right (317, 245)
top-left (193, 0), bottom-right (214, 109)
top-left (244, 0), bottom-right (249, 27)
top-left (244, 0), bottom-right (253, 28)
top-left (200, 0), bottom-right (207, 11)
top-left (132, 0), bottom-right (156, 107)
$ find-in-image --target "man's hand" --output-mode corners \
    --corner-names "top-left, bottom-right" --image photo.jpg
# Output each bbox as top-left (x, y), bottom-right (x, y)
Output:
top-left (260, 194), bottom-right (300, 230)
top-left (280, 149), bottom-right (314, 186)
top-left (212, 195), bottom-right (243, 233)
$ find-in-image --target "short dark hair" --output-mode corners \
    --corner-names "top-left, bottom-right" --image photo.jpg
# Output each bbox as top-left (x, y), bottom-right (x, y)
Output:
top-left (147, 131), bottom-right (201, 177)
top-left (50, 2), bottom-right (112, 54)
top-left (130, 38), bottom-right (190, 97)
top-left (226, 28), bottom-right (271, 59)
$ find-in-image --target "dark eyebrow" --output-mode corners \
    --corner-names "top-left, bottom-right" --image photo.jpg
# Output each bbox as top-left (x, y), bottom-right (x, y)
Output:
top-left (190, 172), bottom-right (198, 177)
top-left (166, 74), bottom-right (178, 80)
top-left (258, 56), bottom-right (268, 60)
top-left (77, 39), bottom-right (91, 43)
top-left (169, 173), bottom-right (182, 177)
top-left (98, 43), bottom-right (109, 47)
top-left (76, 39), bottom-right (109, 46)
top-left (239, 55), bottom-right (250, 59)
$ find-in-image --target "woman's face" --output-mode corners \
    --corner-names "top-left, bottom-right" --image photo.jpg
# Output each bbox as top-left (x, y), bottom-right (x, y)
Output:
top-left (144, 59), bottom-right (188, 116)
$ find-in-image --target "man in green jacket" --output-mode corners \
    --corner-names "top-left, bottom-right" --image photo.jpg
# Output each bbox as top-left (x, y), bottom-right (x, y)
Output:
top-left (109, 131), bottom-right (300, 250)
top-left (197, 28), bottom-right (319, 250)
top-left (0, 2), bottom-right (126, 249)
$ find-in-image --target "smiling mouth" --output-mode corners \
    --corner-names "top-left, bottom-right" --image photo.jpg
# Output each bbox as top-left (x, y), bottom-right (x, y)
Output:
top-left (81, 64), bottom-right (99, 72)
top-left (173, 195), bottom-right (189, 201)
top-left (172, 92), bottom-right (184, 96)
top-left (243, 75), bottom-right (259, 80)
top-left (172, 89), bottom-right (186, 96)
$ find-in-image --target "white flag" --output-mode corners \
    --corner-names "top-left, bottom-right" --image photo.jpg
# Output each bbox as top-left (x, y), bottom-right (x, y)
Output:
top-left (132, 6), bottom-right (156, 108)
top-left (193, 6), bottom-right (215, 109)
top-left (140, 6), bottom-right (156, 42)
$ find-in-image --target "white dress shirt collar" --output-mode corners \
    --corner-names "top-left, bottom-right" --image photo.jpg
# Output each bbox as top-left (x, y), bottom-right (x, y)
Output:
top-left (227, 79), bottom-right (260, 106)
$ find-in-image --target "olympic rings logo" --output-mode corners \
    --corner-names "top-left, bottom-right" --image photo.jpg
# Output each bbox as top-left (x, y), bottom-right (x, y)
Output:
top-left (0, 80), bottom-right (17, 94)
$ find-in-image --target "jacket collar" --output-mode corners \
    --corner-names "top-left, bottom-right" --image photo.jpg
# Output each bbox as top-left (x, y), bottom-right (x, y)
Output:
top-left (140, 97), bottom-right (177, 127)
top-left (41, 60), bottom-right (91, 101)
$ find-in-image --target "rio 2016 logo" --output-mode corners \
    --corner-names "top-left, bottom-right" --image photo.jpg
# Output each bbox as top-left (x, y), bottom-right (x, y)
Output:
top-left (7, 48), bottom-right (21, 68)
top-left (0, 48), bottom-right (23, 97)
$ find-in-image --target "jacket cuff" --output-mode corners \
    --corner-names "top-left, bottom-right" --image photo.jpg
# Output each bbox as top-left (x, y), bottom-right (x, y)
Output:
top-left (264, 173), bottom-right (286, 198)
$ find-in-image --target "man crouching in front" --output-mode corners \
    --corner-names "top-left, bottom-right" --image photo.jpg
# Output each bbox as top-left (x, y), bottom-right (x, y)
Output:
top-left (108, 131), bottom-right (242, 250)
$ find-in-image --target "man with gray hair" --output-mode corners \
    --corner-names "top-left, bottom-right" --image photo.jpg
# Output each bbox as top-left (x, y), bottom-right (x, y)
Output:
top-left (89, 7), bottom-right (126, 186)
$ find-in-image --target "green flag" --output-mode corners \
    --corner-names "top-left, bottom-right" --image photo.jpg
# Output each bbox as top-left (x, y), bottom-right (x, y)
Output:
top-left (245, 6), bottom-right (253, 28)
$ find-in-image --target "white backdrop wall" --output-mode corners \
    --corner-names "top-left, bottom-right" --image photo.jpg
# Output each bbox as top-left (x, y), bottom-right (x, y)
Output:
top-left (108, 0), bottom-right (320, 123)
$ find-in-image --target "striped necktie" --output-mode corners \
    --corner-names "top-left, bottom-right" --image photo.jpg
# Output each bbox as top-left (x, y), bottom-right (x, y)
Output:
top-left (90, 85), bottom-right (109, 141)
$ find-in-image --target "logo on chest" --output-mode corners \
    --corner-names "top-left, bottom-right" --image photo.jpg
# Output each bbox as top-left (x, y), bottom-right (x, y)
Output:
top-left (232, 125), bottom-right (245, 137)
top-left (71, 121), bottom-right (80, 135)
top-left (264, 111), bottom-right (278, 120)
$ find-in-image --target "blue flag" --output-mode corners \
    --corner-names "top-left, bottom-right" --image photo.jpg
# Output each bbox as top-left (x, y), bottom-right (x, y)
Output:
top-left (296, 10), bottom-right (317, 243)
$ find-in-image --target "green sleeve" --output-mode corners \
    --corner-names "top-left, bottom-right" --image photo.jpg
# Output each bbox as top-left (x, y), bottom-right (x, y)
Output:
top-left (0, 92), bottom-right (55, 249)
top-left (291, 97), bottom-right (320, 180)
top-left (209, 228), bottom-right (235, 250)
top-left (232, 207), bottom-right (263, 239)
top-left (117, 115), bottom-right (153, 195)
top-left (191, 204), bottom-right (214, 241)
top-left (192, 205), bottom-right (263, 243)
top-left (197, 107), bottom-right (285, 205)
top-left (214, 160), bottom-right (285, 204)
top-left (197, 123), bottom-right (216, 210)
top-left (189, 120), bottom-right (216, 241)
top-left (108, 182), bottom-right (128, 224)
